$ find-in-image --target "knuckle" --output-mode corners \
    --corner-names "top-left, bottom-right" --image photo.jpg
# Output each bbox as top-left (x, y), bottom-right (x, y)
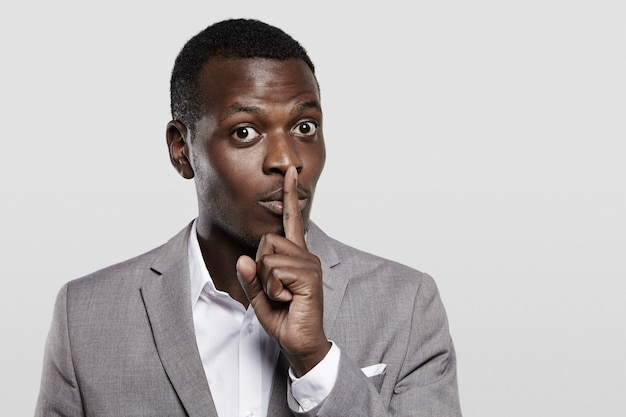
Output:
top-left (258, 252), bottom-right (271, 265)
top-left (309, 269), bottom-right (322, 285)
top-left (284, 210), bottom-right (301, 220)
top-left (266, 273), bottom-right (285, 299)
top-left (272, 266), bottom-right (287, 281)
top-left (310, 254), bottom-right (321, 266)
top-left (262, 233), bottom-right (279, 245)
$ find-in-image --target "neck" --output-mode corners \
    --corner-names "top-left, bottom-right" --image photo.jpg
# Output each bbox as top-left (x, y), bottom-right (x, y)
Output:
top-left (195, 220), bottom-right (256, 307)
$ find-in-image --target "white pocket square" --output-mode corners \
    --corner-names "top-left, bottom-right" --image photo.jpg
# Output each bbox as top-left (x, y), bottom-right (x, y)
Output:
top-left (361, 363), bottom-right (387, 377)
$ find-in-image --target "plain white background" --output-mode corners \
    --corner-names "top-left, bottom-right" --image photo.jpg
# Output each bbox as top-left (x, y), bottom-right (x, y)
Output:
top-left (1, 1), bottom-right (625, 415)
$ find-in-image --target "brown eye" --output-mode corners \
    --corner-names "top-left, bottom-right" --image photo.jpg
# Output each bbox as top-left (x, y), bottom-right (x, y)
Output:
top-left (231, 126), bottom-right (261, 143)
top-left (293, 121), bottom-right (317, 138)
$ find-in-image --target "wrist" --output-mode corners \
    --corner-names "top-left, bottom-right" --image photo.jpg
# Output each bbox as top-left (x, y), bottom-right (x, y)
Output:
top-left (285, 340), bottom-right (332, 377)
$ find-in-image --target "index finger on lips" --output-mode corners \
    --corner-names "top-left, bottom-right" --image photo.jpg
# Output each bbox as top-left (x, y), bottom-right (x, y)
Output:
top-left (283, 165), bottom-right (306, 248)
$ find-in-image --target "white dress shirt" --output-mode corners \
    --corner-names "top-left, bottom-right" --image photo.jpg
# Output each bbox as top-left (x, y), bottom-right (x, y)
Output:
top-left (188, 220), bottom-right (339, 417)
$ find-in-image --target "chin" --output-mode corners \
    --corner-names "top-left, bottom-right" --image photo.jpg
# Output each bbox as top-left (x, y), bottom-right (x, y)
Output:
top-left (232, 224), bottom-right (282, 249)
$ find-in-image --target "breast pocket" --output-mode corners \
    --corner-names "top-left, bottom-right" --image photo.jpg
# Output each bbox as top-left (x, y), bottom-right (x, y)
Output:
top-left (361, 363), bottom-right (386, 393)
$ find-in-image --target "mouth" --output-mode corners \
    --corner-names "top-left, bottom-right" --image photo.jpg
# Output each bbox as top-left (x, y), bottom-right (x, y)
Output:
top-left (258, 190), bottom-right (309, 216)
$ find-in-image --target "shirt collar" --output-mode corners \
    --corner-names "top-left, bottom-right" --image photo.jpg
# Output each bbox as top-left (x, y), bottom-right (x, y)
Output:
top-left (188, 219), bottom-right (216, 308)
top-left (188, 218), bottom-right (311, 308)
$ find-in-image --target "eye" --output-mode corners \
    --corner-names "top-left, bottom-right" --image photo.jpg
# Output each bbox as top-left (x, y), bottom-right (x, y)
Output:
top-left (231, 126), bottom-right (261, 143)
top-left (293, 121), bottom-right (318, 138)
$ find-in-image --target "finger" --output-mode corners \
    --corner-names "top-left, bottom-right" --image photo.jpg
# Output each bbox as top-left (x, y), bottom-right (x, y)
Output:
top-left (238, 253), bottom-right (294, 305)
top-left (236, 255), bottom-right (263, 301)
top-left (259, 261), bottom-right (315, 300)
top-left (257, 252), bottom-right (319, 283)
top-left (264, 270), bottom-right (294, 302)
top-left (256, 232), bottom-right (308, 259)
top-left (283, 165), bottom-right (306, 248)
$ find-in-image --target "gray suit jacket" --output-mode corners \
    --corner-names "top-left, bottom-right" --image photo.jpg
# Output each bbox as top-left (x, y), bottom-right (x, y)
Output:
top-left (36, 222), bottom-right (461, 416)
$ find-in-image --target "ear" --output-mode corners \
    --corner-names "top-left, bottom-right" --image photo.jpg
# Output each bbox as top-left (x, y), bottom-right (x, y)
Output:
top-left (166, 120), bottom-right (194, 179)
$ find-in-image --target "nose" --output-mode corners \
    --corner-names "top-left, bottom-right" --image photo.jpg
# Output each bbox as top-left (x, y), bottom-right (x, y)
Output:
top-left (262, 131), bottom-right (303, 175)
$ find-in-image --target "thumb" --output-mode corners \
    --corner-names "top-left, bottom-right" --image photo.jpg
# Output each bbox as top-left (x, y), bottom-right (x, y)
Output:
top-left (236, 255), bottom-right (261, 300)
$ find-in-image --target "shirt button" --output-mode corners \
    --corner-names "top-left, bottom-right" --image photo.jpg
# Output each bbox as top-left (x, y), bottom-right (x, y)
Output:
top-left (245, 412), bottom-right (254, 417)
top-left (247, 323), bottom-right (254, 334)
top-left (301, 398), bottom-right (314, 409)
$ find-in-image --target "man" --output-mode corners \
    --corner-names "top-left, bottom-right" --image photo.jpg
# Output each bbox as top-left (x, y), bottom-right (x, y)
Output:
top-left (36, 19), bottom-right (461, 416)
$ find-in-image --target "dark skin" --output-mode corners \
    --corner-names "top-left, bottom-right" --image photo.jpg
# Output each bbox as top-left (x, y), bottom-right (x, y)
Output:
top-left (166, 57), bottom-right (330, 377)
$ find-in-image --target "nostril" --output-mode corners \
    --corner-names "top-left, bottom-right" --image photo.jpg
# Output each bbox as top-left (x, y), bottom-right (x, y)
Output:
top-left (267, 166), bottom-right (302, 175)
top-left (261, 135), bottom-right (304, 175)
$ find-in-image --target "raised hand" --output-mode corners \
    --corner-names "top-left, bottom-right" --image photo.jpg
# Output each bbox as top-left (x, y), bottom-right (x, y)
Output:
top-left (236, 166), bottom-right (330, 376)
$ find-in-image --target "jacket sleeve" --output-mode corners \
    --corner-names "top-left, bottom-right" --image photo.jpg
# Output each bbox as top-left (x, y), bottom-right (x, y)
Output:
top-left (35, 284), bottom-right (85, 417)
top-left (288, 274), bottom-right (462, 417)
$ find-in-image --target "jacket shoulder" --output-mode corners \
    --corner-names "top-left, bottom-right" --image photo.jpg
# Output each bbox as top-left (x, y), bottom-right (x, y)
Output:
top-left (69, 244), bottom-right (163, 291)
top-left (308, 222), bottom-right (434, 290)
top-left (66, 223), bottom-right (191, 296)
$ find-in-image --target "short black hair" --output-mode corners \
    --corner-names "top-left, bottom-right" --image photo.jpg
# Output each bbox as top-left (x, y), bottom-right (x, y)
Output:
top-left (170, 19), bottom-right (315, 131)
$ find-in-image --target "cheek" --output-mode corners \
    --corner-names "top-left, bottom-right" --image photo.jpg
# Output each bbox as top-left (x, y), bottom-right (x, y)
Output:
top-left (212, 153), bottom-right (261, 200)
top-left (305, 144), bottom-right (326, 183)
top-left (191, 146), bottom-right (236, 204)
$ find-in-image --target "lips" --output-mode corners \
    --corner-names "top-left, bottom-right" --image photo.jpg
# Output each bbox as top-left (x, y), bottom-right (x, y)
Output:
top-left (259, 190), bottom-right (309, 215)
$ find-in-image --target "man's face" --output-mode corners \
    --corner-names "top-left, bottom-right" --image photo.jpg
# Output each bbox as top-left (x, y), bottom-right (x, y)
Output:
top-left (188, 57), bottom-right (326, 247)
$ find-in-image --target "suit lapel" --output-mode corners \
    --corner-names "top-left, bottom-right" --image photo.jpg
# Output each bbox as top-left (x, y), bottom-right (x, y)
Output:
top-left (267, 353), bottom-right (293, 417)
top-left (140, 225), bottom-right (218, 417)
top-left (307, 222), bottom-right (348, 336)
top-left (139, 222), bottom-right (346, 417)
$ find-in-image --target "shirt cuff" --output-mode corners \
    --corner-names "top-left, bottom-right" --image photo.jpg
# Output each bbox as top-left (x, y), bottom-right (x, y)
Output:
top-left (288, 341), bottom-right (341, 412)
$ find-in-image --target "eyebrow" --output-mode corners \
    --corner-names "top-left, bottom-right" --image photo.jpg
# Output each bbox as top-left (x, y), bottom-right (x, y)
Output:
top-left (294, 100), bottom-right (322, 113)
top-left (222, 99), bottom-right (322, 121)
top-left (223, 103), bottom-right (266, 119)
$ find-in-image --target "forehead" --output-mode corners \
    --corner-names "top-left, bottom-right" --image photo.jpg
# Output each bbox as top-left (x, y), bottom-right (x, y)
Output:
top-left (196, 57), bottom-right (320, 115)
